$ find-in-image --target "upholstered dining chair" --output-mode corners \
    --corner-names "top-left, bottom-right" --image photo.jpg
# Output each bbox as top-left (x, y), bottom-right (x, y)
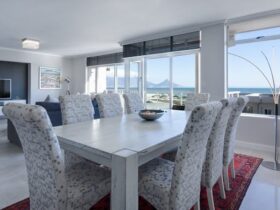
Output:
top-left (185, 93), bottom-right (210, 111)
top-left (162, 93), bottom-right (210, 161)
top-left (95, 93), bottom-right (123, 118)
top-left (59, 95), bottom-right (95, 170)
top-left (123, 93), bottom-right (144, 114)
top-left (59, 95), bottom-right (94, 125)
top-left (201, 99), bottom-right (234, 210)
top-left (3, 103), bottom-right (111, 210)
top-left (222, 96), bottom-right (249, 191)
top-left (139, 101), bottom-right (222, 210)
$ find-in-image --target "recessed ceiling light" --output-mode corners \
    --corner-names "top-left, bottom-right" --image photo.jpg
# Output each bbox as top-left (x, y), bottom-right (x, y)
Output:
top-left (22, 38), bottom-right (40, 50)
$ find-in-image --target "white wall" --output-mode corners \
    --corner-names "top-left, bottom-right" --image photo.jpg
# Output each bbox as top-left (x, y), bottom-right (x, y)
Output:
top-left (200, 23), bottom-right (228, 100)
top-left (0, 48), bottom-right (72, 104)
top-left (236, 114), bottom-right (277, 152)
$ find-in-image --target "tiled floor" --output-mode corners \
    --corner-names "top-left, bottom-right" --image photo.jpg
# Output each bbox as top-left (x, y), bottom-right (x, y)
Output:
top-left (0, 120), bottom-right (28, 208)
top-left (0, 119), bottom-right (280, 209)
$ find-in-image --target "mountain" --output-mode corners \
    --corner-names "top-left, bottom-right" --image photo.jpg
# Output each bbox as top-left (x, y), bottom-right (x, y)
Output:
top-left (106, 77), bottom-right (183, 88)
top-left (150, 79), bottom-right (182, 88)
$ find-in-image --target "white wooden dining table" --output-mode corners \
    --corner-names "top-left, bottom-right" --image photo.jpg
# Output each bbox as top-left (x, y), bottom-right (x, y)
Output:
top-left (54, 110), bottom-right (190, 210)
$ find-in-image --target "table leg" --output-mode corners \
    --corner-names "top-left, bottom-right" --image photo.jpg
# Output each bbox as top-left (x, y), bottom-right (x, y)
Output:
top-left (111, 149), bottom-right (138, 210)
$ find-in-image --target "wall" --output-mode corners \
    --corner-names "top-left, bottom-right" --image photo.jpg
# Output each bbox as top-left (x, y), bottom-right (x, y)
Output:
top-left (200, 23), bottom-right (228, 100)
top-left (236, 114), bottom-right (277, 152)
top-left (0, 61), bottom-right (28, 101)
top-left (71, 56), bottom-right (87, 94)
top-left (0, 48), bottom-right (72, 104)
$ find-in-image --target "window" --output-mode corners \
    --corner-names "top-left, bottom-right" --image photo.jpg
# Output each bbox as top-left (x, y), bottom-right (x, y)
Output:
top-left (87, 64), bottom-right (125, 94)
top-left (105, 66), bottom-right (115, 92)
top-left (228, 27), bottom-right (280, 115)
top-left (172, 54), bottom-right (196, 106)
top-left (146, 57), bottom-right (170, 109)
top-left (129, 61), bottom-right (140, 93)
top-left (87, 67), bottom-right (96, 93)
top-left (117, 64), bottom-right (125, 93)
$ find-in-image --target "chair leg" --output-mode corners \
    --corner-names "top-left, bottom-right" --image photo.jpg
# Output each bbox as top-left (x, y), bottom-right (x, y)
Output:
top-left (218, 175), bottom-right (226, 199)
top-left (230, 159), bottom-right (236, 179)
top-left (223, 166), bottom-right (231, 191)
top-left (206, 188), bottom-right (215, 210)
top-left (194, 200), bottom-right (200, 210)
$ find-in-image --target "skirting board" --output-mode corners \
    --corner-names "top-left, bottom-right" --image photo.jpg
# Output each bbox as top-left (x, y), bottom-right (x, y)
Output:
top-left (236, 140), bottom-right (274, 155)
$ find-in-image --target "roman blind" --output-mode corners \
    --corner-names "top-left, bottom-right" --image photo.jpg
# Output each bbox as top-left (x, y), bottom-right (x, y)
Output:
top-left (123, 31), bottom-right (200, 58)
top-left (87, 52), bottom-right (123, 66)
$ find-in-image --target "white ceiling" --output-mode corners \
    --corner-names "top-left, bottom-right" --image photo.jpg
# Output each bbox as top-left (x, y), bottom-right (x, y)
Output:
top-left (0, 0), bottom-right (280, 57)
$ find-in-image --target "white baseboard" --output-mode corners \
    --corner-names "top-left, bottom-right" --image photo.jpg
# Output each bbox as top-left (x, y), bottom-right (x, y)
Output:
top-left (236, 140), bottom-right (274, 154)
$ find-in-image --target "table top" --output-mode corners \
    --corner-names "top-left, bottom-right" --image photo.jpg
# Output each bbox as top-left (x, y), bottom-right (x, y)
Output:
top-left (54, 110), bottom-right (190, 156)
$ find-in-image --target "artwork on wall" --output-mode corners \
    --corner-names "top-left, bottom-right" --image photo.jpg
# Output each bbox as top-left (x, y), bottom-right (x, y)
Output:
top-left (39, 67), bottom-right (61, 89)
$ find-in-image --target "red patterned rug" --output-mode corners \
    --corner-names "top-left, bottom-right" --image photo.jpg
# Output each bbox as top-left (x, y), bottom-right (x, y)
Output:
top-left (2, 154), bottom-right (262, 210)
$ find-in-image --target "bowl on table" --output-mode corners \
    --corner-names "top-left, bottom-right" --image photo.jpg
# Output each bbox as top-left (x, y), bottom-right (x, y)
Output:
top-left (138, 109), bottom-right (164, 121)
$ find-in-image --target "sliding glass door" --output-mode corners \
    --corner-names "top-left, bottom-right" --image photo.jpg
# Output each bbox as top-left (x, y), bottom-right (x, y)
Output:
top-left (87, 51), bottom-right (199, 109)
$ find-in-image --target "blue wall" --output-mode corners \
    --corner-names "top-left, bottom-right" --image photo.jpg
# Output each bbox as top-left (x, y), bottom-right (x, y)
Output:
top-left (0, 61), bottom-right (29, 101)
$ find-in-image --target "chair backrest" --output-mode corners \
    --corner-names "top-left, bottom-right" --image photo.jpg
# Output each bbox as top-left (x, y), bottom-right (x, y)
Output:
top-left (3, 103), bottom-right (66, 210)
top-left (123, 93), bottom-right (144, 114)
top-left (184, 93), bottom-right (210, 111)
top-left (170, 101), bottom-right (222, 210)
top-left (201, 99), bottom-right (234, 187)
top-left (59, 95), bottom-right (94, 125)
top-left (95, 93), bottom-right (123, 118)
top-left (223, 96), bottom-right (249, 166)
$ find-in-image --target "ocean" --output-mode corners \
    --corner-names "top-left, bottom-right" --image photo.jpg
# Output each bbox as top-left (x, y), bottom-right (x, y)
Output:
top-left (146, 87), bottom-right (273, 95)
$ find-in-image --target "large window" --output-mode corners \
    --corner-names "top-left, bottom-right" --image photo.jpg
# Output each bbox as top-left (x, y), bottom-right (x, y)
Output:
top-left (228, 27), bottom-right (280, 115)
top-left (87, 51), bottom-right (198, 110)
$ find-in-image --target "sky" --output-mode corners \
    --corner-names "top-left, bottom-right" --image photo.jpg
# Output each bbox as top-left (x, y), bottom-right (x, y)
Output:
top-left (146, 54), bottom-right (195, 87)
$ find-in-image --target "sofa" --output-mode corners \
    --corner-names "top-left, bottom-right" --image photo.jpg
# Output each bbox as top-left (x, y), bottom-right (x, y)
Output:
top-left (7, 98), bottom-right (100, 147)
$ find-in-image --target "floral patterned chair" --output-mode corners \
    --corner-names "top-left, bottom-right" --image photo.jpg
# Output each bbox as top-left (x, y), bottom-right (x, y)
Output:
top-left (123, 93), bottom-right (144, 114)
top-left (139, 101), bottom-right (222, 210)
top-left (184, 93), bottom-right (210, 111)
top-left (201, 99), bottom-right (234, 210)
top-left (162, 92), bottom-right (211, 161)
top-left (3, 103), bottom-right (111, 210)
top-left (95, 93), bottom-right (123, 118)
top-left (222, 96), bottom-right (249, 191)
top-left (59, 95), bottom-right (95, 170)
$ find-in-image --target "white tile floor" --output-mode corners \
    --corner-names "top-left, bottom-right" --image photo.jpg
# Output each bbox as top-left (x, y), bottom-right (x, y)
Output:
top-left (0, 119), bottom-right (280, 209)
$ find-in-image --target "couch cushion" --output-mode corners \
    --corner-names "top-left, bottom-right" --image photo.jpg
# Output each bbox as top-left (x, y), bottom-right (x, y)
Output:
top-left (36, 102), bottom-right (61, 112)
top-left (44, 95), bottom-right (59, 103)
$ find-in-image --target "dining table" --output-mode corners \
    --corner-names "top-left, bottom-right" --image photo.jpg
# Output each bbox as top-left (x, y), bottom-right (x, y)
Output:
top-left (54, 110), bottom-right (190, 210)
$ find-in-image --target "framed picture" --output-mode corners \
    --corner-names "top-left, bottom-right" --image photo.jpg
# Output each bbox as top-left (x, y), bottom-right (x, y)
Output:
top-left (39, 67), bottom-right (61, 89)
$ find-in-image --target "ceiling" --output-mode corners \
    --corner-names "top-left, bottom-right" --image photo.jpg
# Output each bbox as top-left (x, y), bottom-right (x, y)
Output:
top-left (1, 0), bottom-right (280, 57)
